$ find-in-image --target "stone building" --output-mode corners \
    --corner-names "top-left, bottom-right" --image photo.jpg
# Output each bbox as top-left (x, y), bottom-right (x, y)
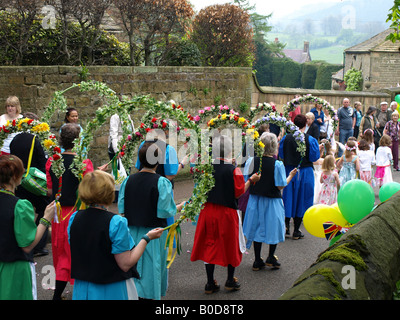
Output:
top-left (343, 28), bottom-right (400, 90)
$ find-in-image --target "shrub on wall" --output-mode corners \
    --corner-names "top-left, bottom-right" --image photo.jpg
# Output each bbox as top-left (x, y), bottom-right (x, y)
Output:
top-left (344, 67), bottom-right (363, 91)
top-left (0, 12), bottom-right (132, 66)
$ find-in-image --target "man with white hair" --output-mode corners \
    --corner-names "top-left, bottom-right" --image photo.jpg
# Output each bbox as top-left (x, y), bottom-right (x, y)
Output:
top-left (376, 101), bottom-right (392, 150)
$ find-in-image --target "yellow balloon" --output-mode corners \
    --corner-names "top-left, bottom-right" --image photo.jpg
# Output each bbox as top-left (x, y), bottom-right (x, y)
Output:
top-left (329, 203), bottom-right (349, 227)
top-left (303, 204), bottom-right (333, 238)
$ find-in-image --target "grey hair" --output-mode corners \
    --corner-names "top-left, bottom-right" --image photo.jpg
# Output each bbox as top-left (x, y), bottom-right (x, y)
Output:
top-left (212, 135), bottom-right (232, 158)
top-left (261, 132), bottom-right (278, 155)
top-left (305, 112), bottom-right (315, 120)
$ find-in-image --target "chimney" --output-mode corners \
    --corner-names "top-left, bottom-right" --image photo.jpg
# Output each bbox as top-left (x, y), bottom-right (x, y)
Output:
top-left (304, 41), bottom-right (309, 52)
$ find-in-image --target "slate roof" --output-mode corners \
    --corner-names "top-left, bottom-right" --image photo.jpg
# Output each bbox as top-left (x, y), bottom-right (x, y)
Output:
top-left (282, 49), bottom-right (311, 64)
top-left (345, 28), bottom-right (400, 53)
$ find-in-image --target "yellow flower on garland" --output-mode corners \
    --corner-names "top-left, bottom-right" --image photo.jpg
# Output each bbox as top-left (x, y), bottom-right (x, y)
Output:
top-left (32, 123), bottom-right (50, 133)
top-left (238, 117), bottom-right (246, 124)
top-left (221, 113), bottom-right (227, 120)
top-left (258, 141), bottom-right (265, 149)
top-left (17, 118), bottom-right (30, 129)
top-left (43, 139), bottom-right (56, 149)
top-left (208, 119), bottom-right (215, 126)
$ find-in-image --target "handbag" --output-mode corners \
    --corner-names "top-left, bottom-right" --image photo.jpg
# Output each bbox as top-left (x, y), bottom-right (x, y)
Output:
top-left (20, 135), bottom-right (48, 197)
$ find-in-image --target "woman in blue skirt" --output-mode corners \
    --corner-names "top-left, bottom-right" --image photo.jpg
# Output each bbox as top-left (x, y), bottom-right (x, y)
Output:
top-left (243, 132), bottom-right (297, 270)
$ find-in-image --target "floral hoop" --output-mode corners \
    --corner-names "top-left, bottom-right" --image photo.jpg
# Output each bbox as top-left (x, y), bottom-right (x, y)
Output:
top-left (252, 112), bottom-right (307, 158)
top-left (194, 104), bottom-right (240, 124)
top-left (283, 94), bottom-right (338, 131)
top-left (248, 102), bottom-right (278, 122)
top-left (0, 118), bottom-right (64, 177)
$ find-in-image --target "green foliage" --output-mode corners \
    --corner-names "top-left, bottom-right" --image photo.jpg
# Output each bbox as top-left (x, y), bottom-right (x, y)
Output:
top-left (0, 12), bottom-right (132, 66)
top-left (301, 63), bottom-right (318, 89)
top-left (314, 63), bottom-right (342, 90)
top-left (269, 57), bottom-right (301, 88)
top-left (161, 39), bottom-right (201, 66)
top-left (344, 67), bottom-right (363, 91)
top-left (386, 0), bottom-right (400, 43)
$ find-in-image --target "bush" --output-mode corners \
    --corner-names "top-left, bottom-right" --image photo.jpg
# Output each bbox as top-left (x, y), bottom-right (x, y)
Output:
top-left (0, 12), bottom-right (132, 66)
top-left (314, 63), bottom-right (343, 90)
top-left (344, 68), bottom-right (363, 91)
top-left (301, 63), bottom-right (318, 89)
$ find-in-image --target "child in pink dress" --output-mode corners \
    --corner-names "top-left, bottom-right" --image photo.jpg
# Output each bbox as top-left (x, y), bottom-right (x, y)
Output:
top-left (316, 155), bottom-right (340, 205)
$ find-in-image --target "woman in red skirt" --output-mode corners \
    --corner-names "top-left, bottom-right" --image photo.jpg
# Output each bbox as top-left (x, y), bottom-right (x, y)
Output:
top-left (191, 135), bottom-right (260, 294)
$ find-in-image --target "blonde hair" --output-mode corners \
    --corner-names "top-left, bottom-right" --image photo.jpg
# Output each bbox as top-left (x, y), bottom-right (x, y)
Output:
top-left (78, 170), bottom-right (115, 206)
top-left (5, 96), bottom-right (21, 114)
top-left (321, 155), bottom-right (335, 171)
top-left (344, 140), bottom-right (357, 159)
top-left (379, 134), bottom-right (392, 147)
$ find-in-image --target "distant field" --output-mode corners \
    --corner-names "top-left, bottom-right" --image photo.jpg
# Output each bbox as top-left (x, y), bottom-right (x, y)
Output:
top-left (310, 45), bottom-right (345, 65)
top-left (267, 32), bottom-right (345, 65)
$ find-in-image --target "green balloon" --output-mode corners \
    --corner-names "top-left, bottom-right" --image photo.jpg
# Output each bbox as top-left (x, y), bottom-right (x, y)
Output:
top-left (378, 182), bottom-right (400, 202)
top-left (396, 94), bottom-right (400, 104)
top-left (338, 180), bottom-right (375, 224)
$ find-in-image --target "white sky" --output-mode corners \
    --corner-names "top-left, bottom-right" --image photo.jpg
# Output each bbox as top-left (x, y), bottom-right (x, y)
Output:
top-left (190, 0), bottom-right (344, 19)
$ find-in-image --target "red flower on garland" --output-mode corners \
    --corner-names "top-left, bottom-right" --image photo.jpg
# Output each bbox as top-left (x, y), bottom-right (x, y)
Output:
top-left (162, 121), bottom-right (167, 128)
top-left (27, 119), bottom-right (34, 125)
top-left (140, 123), bottom-right (145, 128)
top-left (151, 117), bottom-right (157, 123)
top-left (53, 147), bottom-right (61, 153)
top-left (53, 154), bottom-right (61, 161)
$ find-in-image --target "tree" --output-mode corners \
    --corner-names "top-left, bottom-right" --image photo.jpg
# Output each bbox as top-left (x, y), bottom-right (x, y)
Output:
top-left (191, 3), bottom-right (255, 67)
top-left (0, 0), bottom-right (41, 65)
top-left (386, 0), bottom-right (400, 42)
top-left (115, 0), bottom-right (193, 66)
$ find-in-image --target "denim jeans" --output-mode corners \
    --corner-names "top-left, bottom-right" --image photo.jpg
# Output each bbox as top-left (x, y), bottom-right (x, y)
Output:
top-left (338, 128), bottom-right (354, 157)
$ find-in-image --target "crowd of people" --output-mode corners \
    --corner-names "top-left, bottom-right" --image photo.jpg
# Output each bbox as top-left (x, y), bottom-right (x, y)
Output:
top-left (1, 95), bottom-right (399, 301)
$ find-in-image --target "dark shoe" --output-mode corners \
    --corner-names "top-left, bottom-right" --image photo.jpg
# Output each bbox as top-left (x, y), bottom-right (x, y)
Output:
top-left (34, 248), bottom-right (49, 257)
top-left (265, 255), bottom-right (281, 269)
top-left (292, 230), bottom-right (304, 240)
top-left (252, 259), bottom-right (266, 271)
top-left (225, 277), bottom-right (241, 291)
top-left (205, 280), bottom-right (220, 294)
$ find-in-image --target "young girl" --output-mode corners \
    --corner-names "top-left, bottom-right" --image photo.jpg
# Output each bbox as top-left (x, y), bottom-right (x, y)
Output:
top-left (337, 140), bottom-right (360, 186)
top-left (316, 155), bottom-right (340, 205)
top-left (358, 139), bottom-right (376, 185)
top-left (313, 139), bottom-right (333, 204)
top-left (374, 134), bottom-right (393, 187)
top-left (362, 129), bottom-right (375, 153)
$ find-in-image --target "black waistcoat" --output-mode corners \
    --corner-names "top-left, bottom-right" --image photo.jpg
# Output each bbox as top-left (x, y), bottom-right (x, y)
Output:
top-left (69, 208), bottom-right (139, 284)
top-left (207, 161), bottom-right (238, 209)
top-left (50, 154), bottom-right (79, 206)
top-left (123, 172), bottom-right (167, 228)
top-left (249, 157), bottom-right (282, 198)
top-left (0, 193), bottom-right (32, 263)
top-left (282, 133), bottom-right (313, 168)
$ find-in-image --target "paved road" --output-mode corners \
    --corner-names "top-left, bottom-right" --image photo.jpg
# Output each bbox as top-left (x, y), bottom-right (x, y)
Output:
top-left (34, 171), bottom-right (396, 300)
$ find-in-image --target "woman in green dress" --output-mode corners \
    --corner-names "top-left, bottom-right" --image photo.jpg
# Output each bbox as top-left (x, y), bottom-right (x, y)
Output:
top-left (0, 154), bottom-right (55, 300)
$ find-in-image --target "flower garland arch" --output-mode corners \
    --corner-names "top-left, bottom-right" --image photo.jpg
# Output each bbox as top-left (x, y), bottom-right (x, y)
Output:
top-left (252, 112), bottom-right (307, 158)
top-left (283, 94), bottom-right (338, 132)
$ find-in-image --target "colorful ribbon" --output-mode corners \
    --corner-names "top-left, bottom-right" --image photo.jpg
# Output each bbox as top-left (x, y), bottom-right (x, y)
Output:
top-left (164, 216), bottom-right (185, 269)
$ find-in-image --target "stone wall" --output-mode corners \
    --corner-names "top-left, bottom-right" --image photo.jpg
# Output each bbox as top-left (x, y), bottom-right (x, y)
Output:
top-left (0, 66), bottom-right (253, 167)
top-left (0, 65), bottom-right (395, 167)
top-left (279, 192), bottom-right (400, 300)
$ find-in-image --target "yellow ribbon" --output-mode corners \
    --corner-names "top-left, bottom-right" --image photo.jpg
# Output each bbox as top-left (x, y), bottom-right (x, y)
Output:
top-left (164, 215), bottom-right (185, 269)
